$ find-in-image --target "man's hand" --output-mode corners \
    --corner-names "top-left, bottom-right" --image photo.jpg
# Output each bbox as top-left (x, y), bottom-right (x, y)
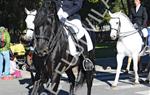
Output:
top-left (133, 23), bottom-right (138, 29)
top-left (57, 8), bottom-right (68, 23)
top-left (59, 16), bottom-right (67, 23)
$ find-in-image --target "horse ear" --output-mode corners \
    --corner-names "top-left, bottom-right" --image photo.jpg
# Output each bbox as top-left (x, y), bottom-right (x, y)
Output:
top-left (25, 8), bottom-right (30, 14)
top-left (119, 10), bottom-right (122, 13)
top-left (108, 11), bottom-right (113, 17)
top-left (33, 10), bottom-right (37, 15)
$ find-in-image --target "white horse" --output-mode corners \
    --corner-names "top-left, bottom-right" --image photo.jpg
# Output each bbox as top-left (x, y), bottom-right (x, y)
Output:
top-left (22, 8), bottom-right (37, 41)
top-left (109, 11), bottom-right (148, 87)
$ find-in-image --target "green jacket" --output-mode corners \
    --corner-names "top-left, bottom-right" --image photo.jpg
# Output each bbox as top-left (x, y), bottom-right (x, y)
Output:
top-left (0, 27), bottom-right (10, 52)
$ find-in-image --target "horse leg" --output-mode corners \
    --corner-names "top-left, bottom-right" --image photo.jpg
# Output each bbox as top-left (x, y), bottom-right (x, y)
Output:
top-left (145, 71), bottom-right (150, 83)
top-left (126, 57), bottom-right (132, 73)
top-left (31, 80), bottom-right (41, 95)
top-left (137, 56), bottom-right (142, 73)
top-left (30, 71), bottom-right (35, 84)
top-left (145, 54), bottom-right (150, 83)
top-left (50, 73), bottom-right (61, 95)
top-left (65, 68), bottom-right (75, 95)
top-left (112, 53), bottom-right (125, 87)
top-left (132, 55), bottom-right (139, 84)
top-left (85, 71), bottom-right (93, 95)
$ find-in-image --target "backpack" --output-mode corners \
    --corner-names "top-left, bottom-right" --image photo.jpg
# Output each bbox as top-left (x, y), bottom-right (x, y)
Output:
top-left (0, 31), bottom-right (6, 48)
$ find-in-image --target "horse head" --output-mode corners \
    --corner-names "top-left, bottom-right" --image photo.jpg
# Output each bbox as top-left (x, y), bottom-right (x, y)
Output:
top-left (109, 11), bottom-right (121, 40)
top-left (33, 1), bottom-right (61, 57)
top-left (22, 8), bottom-right (37, 41)
top-left (109, 11), bottom-right (138, 40)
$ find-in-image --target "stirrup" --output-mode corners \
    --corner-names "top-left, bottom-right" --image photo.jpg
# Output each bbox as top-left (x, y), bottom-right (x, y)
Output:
top-left (82, 58), bottom-right (94, 71)
top-left (139, 45), bottom-right (149, 56)
top-left (145, 46), bottom-right (150, 53)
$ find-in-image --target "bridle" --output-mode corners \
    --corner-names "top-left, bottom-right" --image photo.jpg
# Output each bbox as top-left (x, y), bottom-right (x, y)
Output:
top-left (110, 17), bottom-right (121, 38)
top-left (110, 17), bottom-right (138, 39)
top-left (33, 1), bottom-right (61, 57)
top-left (25, 13), bottom-right (36, 33)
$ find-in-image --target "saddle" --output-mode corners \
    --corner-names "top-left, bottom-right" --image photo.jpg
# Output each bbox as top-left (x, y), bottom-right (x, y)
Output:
top-left (64, 25), bottom-right (80, 55)
top-left (137, 27), bottom-right (150, 56)
top-left (64, 26), bottom-right (94, 71)
top-left (139, 37), bottom-right (149, 56)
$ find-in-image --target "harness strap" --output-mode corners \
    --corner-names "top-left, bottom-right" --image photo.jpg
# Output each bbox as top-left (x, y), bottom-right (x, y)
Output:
top-left (27, 28), bottom-right (34, 31)
top-left (119, 30), bottom-right (138, 39)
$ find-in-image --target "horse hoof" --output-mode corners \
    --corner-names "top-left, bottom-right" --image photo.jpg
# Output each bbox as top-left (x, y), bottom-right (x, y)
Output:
top-left (111, 84), bottom-right (117, 87)
top-left (124, 70), bottom-right (129, 74)
top-left (144, 80), bottom-right (150, 84)
top-left (133, 81), bottom-right (139, 85)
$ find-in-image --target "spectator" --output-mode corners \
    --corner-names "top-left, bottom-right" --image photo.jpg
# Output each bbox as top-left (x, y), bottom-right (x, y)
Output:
top-left (0, 26), bottom-right (13, 80)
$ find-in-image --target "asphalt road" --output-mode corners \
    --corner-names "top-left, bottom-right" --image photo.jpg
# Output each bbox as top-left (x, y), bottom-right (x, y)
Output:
top-left (0, 57), bottom-right (149, 95)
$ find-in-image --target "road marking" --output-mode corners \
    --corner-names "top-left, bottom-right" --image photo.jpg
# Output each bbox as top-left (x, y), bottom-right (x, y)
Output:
top-left (110, 84), bottom-right (147, 90)
top-left (135, 90), bottom-right (150, 95)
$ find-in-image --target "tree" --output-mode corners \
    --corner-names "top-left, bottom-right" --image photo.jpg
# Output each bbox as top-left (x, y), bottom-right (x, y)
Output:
top-left (0, 0), bottom-right (41, 31)
top-left (0, 0), bottom-right (41, 42)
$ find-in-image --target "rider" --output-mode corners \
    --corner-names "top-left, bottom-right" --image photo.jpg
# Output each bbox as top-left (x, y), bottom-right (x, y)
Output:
top-left (128, 0), bottom-right (148, 73)
top-left (129, 0), bottom-right (148, 31)
top-left (56, 0), bottom-right (93, 56)
top-left (130, 0), bottom-right (150, 51)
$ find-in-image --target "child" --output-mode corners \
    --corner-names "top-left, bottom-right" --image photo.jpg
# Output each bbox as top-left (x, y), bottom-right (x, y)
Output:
top-left (10, 52), bottom-right (22, 78)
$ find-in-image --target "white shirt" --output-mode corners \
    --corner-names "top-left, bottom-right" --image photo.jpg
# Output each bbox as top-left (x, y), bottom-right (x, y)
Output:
top-left (136, 4), bottom-right (141, 12)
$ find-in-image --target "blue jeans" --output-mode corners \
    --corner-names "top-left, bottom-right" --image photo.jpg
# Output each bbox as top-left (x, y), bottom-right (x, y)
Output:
top-left (0, 50), bottom-right (10, 77)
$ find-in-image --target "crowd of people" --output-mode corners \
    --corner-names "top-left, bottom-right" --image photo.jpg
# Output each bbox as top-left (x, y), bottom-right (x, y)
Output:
top-left (0, 26), bottom-right (21, 80)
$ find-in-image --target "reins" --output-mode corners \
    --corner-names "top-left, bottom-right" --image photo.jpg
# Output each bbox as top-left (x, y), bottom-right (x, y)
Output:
top-left (118, 30), bottom-right (138, 39)
top-left (111, 17), bottom-right (139, 39)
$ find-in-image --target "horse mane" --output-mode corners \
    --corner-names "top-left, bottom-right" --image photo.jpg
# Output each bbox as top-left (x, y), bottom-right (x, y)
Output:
top-left (117, 12), bottom-right (134, 27)
top-left (33, 0), bottom-right (68, 54)
top-left (34, 1), bottom-right (57, 28)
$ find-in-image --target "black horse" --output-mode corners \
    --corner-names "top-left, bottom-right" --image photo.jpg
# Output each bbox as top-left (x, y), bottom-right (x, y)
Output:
top-left (30, 0), bottom-right (95, 95)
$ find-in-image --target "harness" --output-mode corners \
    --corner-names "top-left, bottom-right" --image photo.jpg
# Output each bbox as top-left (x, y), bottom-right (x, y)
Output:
top-left (111, 17), bottom-right (139, 39)
top-left (110, 17), bottom-right (149, 56)
top-left (63, 24), bottom-right (94, 71)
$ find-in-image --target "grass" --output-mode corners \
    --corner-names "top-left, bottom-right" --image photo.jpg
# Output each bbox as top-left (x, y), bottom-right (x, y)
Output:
top-left (95, 42), bottom-right (117, 58)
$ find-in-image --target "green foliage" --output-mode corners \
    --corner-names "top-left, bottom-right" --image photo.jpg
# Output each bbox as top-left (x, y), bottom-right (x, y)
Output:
top-left (95, 43), bottom-right (116, 58)
top-left (0, 0), bottom-right (41, 31)
top-left (88, 0), bottom-right (100, 3)
top-left (0, 0), bottom-right (150, 41)
top-left (112, 0), bottom-right (128, 14)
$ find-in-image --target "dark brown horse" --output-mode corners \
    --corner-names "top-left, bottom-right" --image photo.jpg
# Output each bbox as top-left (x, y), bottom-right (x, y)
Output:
top-left (30, 0), bottom-right (95, 95)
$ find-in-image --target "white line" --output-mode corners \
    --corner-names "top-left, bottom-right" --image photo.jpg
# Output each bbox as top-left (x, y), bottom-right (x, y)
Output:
top-left (109, 84), bottom-right (147, 90)
top-left (135, 90), bottom-right (150, 95)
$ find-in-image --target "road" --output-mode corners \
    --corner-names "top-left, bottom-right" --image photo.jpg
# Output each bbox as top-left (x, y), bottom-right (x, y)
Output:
top-left (0, 57), bottom-right (149, 95)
